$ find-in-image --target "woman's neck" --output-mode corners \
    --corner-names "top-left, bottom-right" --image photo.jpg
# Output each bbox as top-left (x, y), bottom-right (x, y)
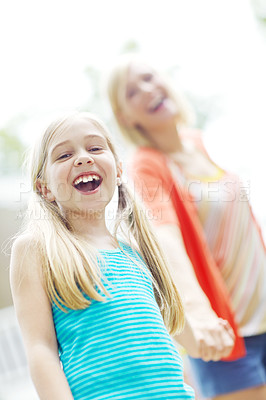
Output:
top-left (145, 123), bottom-right (183, 154)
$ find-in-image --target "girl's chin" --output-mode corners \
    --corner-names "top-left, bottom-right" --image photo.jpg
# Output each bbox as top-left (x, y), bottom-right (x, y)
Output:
top-left (62, 203), bottom-right (108, 216)
top-left (63, 208), bottom-right (106, 221)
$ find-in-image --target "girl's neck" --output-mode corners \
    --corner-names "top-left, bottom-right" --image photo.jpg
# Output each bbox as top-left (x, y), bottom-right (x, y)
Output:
top-left (65, 210), bottom-right (117, 249)
top-left (81, 231), bottom-right (118, 250)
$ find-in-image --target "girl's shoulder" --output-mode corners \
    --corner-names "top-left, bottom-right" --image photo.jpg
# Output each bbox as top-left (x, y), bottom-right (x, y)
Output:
top-left (11, 232), bottom-right (39, 256)
top-left (118, 240), bottom-right (144, 262)
top-left (118, 240), bottom-right (138, 254)
top-left (10, 233), bottom-right (42, 282)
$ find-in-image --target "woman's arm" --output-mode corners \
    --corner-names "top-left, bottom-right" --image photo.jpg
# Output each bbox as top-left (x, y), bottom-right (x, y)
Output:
top-left (155, 224), bottom-right (235, 361)
top-left (10, 234), bottom-right (74, 400)
top-left (130, 152), bottom-right (235, 360)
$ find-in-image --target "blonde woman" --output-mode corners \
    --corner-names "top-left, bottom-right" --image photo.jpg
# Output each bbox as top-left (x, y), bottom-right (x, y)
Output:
top-left (107, 56), bottom-right (266, 400)
top-left (10, 112), bottom-right (197, 399)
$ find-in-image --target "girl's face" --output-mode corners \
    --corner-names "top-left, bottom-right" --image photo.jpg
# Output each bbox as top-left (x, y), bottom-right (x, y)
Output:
top-left (39, 118), bottom-right (121, 217)
top-left (119, 63), bottom-right (179, 133)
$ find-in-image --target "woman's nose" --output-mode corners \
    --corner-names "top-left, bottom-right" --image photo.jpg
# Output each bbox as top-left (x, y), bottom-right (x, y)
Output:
top-left (139, 81), bottom-right (153, 93)
top-left (74, 153), bottom-right (94, 166)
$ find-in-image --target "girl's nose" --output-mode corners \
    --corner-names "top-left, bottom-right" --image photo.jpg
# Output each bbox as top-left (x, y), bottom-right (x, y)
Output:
top-left (74, 153), bottom-right (94, 166)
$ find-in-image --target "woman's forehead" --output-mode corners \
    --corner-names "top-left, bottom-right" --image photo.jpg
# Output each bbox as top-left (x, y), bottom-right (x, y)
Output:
top-left (127, 62), bottom-right (154, 78)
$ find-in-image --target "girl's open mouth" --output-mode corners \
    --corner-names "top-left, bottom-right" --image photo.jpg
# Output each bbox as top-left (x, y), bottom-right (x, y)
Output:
top-left (73, 174), bottom-right (102, 193)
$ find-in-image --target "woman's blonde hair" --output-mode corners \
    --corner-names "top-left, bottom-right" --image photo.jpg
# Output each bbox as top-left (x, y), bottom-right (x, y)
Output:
top-left (107, 54), bottom-right (194, 148)
top-left (24, 111), bottom-right (184, 334)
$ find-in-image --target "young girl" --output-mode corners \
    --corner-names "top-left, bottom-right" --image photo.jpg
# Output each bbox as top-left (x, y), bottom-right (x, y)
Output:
top-left (10, 112), bottom-right (195, 399)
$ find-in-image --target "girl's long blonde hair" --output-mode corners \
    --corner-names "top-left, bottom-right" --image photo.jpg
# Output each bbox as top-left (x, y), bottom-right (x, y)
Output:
top-left (107, 54), bottom-right (194, 148)
top-left (25, 112), bottom-right (184, 334)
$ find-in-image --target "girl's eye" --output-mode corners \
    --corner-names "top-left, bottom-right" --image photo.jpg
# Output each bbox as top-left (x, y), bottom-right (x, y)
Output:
top-left (89, 147), bottom-right (102, 152)
top-left (57, 153), bottom-right (72, 160)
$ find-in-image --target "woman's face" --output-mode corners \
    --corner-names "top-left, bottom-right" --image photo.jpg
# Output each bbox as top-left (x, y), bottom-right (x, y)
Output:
top-left (119, 63), bottom-right (179, 133)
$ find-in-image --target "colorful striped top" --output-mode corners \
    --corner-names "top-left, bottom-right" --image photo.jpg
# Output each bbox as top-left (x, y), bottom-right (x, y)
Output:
top-left (168, 131), bottom-right (266, 337)
top-left (52, 242), bottom-right (195, 400)
top-left (175, 165), bottom-right (266, 337)
top-left (129, 147), bottom-right (246, 360)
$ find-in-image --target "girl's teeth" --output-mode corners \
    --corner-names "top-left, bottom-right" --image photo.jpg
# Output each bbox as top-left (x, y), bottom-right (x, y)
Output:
top-left (74, 175), bottom-right (100, 185)
top-left (83, 176), bottom-right (90, 183)
top-left (75, 177), bottom-right (82, 185)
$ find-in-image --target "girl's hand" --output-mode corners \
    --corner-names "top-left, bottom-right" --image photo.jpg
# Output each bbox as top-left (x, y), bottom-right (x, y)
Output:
top-left (176, 315), bottom-right (235, 361)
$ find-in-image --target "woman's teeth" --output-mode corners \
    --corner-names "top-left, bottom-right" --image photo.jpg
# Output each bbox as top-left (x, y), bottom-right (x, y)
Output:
top-left (150, 98), bottom-right (164, 112)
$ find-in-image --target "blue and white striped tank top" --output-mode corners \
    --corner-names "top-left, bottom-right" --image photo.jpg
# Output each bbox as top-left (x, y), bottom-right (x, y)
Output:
top-left (52, 242), bottom-right (195, 399)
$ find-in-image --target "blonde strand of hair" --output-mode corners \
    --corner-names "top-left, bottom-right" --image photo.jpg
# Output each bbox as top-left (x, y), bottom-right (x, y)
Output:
top-left (115, 184), bottom-right (185, 335)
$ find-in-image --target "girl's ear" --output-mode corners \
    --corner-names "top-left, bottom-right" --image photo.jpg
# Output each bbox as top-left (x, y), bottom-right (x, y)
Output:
top-left (36, 179), bottom-right (56, 202)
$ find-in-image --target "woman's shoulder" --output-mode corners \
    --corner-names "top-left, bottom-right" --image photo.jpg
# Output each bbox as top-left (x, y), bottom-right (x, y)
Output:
top-left (179, 127), bottom-right (204, 148)
top-left (132, 146), bottom-right (165, 162)
top-left (179, 126), bottom-right (203, 139)
top-left (129, 147), bottom-right (168, 172)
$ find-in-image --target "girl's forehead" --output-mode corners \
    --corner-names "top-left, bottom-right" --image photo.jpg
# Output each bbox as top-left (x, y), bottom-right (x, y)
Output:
top-left (49, 118), bottom-right (107, 146)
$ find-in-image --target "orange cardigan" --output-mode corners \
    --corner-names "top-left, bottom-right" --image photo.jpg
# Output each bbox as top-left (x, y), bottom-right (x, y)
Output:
top-left (130, 147), bottom-right (246, 361)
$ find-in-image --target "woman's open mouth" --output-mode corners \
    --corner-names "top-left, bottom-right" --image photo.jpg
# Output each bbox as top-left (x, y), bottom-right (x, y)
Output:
top-left (148, 96), bottom-right (166, 113)
top-left (73, 173), bottom-right (102, 194)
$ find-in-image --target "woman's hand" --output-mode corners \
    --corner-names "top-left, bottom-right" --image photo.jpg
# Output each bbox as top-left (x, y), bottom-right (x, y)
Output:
top-left (176, 315), bottom-right (235, 361)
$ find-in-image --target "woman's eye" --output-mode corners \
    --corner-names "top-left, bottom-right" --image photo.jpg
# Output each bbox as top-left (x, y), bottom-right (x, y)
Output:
top-left (127, 88), bottom-right (137, 98)
top-left (143, 73), bottom-right (152, 82)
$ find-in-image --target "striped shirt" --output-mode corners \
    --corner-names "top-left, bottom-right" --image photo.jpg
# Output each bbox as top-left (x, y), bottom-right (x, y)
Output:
top-left (185, 168), bottom-right (266, 336)
top-left (166, 128), bottom-right (266, 337)
top-left (52, 242), bottom-right (194, 400)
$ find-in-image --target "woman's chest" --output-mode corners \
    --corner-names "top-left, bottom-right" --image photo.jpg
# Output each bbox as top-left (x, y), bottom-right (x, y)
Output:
top-left (170, 145), bottom-right (218, 179)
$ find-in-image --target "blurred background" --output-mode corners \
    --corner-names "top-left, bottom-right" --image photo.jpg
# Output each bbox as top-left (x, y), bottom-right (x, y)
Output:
top-left (0, 0), bottom-right (266, 398)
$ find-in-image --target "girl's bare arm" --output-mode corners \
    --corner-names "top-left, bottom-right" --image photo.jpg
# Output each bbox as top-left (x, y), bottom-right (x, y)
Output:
top-left (10, 234), bottom-right (74, 400)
